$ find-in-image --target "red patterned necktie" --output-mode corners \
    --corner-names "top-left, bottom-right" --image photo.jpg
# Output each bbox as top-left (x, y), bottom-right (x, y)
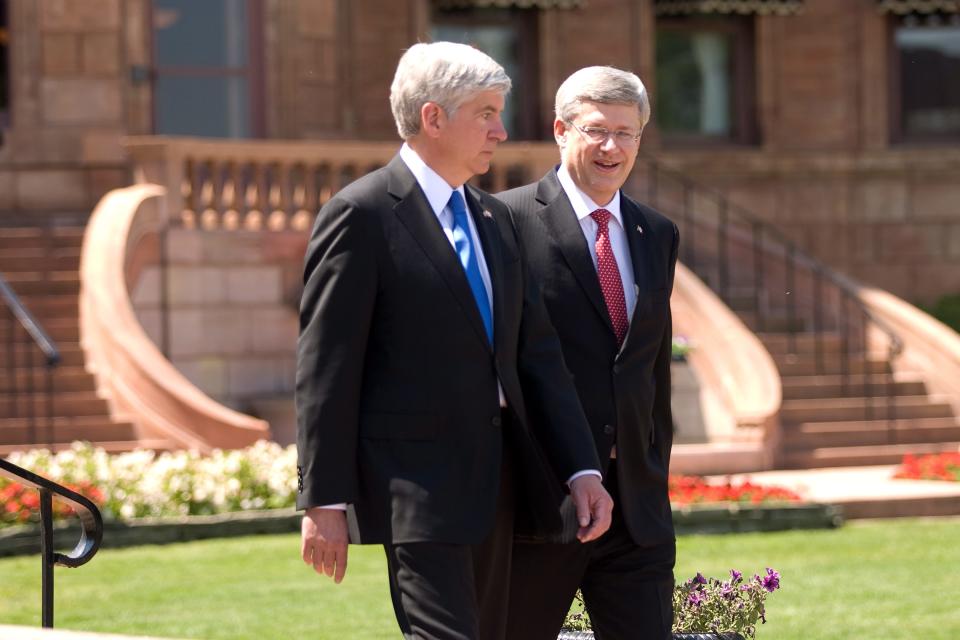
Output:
top-left (591, 208), bottom-right (629, 346)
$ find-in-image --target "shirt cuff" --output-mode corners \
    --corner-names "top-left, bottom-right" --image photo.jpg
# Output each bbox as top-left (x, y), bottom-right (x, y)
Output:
top-left (317, 503), bottom-right (347, 510)
top-left (566, 469), bottom-right (602, 486)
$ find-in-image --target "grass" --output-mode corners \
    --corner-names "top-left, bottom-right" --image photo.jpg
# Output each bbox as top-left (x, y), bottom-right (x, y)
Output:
top-left (1, 517), bottom-right (959, 639)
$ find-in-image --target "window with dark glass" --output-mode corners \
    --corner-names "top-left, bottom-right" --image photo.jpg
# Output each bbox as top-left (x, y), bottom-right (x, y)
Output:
top-left (151, 0), bottom-right (263, 138)
top-left (655, 15), bottom-right (757, 145)
top-left (431, 7), bottom-right (543, 140)
top-left (1, 0), bottom-right (9, 133)
top-left (892, 12), bottom-right (960, 142)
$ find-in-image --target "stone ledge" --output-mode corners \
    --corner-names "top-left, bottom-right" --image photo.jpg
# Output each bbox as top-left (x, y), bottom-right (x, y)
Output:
top-left (0, 625), bottom-right (184, 640)
top-left (0, 502), bottom-right (841, 558)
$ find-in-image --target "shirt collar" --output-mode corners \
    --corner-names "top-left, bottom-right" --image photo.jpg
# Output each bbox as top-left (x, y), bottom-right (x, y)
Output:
top-left (556, 164), bottom-right (623, 228)
top-left (399, 143), bottom-right (465, 217)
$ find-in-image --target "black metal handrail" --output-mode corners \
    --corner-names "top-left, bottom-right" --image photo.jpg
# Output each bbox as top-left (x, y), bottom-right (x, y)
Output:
top-left (636, 151), bottom-right (903, 441)
top-left (0, 457), bottom-right (104, 628)
top-left (0, 271), bottom-right (61, 447)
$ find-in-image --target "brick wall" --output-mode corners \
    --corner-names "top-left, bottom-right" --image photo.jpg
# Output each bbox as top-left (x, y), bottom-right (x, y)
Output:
top-left (129, 229), bottom-right (306, 442)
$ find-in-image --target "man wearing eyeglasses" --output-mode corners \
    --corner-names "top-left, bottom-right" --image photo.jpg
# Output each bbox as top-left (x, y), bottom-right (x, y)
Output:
top-left (498, 66), bottom-right (679, 640)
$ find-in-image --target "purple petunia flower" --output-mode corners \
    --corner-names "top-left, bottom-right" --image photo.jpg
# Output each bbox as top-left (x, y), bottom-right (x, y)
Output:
top-left (721, 583), bottom-right (736, 600)
top-left (761, 568), bottom-right (781, 593)
top-left (687, 590), bottom-right (706, 607)
top-left (693, 572), bottom-right (707, 585)
top-left (730, 569), bottom-right (743, 583)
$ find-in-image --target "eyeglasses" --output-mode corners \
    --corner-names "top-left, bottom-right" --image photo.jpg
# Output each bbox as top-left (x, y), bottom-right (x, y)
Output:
top-left (567, 122), bottom-right (642, 148)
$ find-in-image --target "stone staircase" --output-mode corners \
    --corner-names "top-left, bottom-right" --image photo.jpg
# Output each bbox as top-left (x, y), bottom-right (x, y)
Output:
top-left (0, 225), bottom-right (172, 455)
top-left (756, 328), bottom-right (960, 468)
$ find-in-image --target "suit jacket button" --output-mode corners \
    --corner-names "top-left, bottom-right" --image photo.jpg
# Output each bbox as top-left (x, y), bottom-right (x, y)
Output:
top-left (603, 424), bottom-right (615, 435)
top-left (492, 416), bottom-right (502, 427)
top-left (612, 365), bottom-right (621, 374)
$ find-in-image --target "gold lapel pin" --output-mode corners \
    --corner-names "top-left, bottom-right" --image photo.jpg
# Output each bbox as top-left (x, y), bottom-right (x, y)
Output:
top-left (636, 224), bottom-right (643, 234)
top-left (483, 210), bottom-right (493, 219)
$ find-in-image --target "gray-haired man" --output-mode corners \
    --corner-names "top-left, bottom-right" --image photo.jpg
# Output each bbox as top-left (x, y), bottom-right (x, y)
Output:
top-left (296, 43), bottom-right (613, 640)
top-left (499, 66), bottom-right (679, 640)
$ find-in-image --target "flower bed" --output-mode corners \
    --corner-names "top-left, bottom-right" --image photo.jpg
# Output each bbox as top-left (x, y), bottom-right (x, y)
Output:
top-left (893, 452), bottom-right (960, 483)
top-left (1, 441), bottom-right (297, 526)
top-left (2, 443), bottom-right (815, 535)
top-left (669, 475), bottom-right (803, 506)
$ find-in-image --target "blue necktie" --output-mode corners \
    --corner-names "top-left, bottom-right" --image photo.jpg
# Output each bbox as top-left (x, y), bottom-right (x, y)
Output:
top-left (448, 190), bottom-right (493, 344)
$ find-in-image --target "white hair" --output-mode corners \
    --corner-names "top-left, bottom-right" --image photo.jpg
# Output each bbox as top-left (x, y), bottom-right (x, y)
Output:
top-left (390, 41), bottom-right (512, 140)
top-left (555, 66), bottom-right (651, 127)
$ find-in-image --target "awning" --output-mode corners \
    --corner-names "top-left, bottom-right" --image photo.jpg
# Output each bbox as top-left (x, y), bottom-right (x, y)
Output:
top-left (876, 0), bottom-right (960, 13)
top-left (432, 0), bottom-right (583, 9)
top-left (654, 0), bottom-right (804, 15)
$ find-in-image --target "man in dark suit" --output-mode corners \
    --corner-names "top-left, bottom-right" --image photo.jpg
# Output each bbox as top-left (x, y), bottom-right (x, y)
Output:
top-left (498, 66), bottom-right (679, 640)
top-left (296, 43), bottom-right (613, 640)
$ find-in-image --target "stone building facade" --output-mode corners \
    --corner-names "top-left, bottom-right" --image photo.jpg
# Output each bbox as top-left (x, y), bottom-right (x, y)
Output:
top-left (1, 0), bottom-right (959, 303)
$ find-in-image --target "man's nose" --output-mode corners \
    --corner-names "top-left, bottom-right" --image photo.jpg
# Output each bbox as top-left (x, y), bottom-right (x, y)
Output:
top-left (490, 118), bottom-right (508, 142)
top-left (599, 134), bottom-right (618, 152)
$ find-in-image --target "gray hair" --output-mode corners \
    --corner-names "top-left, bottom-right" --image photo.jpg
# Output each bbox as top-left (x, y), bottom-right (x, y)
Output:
top-left (555, 66), bottom-right (650, 127)
top-left (390, 41), bottom-right (512, 140)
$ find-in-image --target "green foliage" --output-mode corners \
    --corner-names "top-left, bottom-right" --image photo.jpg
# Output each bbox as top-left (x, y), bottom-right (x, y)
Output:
top-left (920, 294), bottom-right (960, 334)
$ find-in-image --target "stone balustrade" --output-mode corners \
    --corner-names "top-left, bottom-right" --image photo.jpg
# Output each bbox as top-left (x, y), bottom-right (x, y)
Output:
top-left (124, 137), bottom-right (560, 232)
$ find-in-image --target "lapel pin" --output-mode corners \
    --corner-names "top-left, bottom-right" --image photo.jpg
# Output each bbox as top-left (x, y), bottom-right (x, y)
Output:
top-left (636, 224), bottom-right (643, 234)
top-left (483, 210), bottom-right (493, 219)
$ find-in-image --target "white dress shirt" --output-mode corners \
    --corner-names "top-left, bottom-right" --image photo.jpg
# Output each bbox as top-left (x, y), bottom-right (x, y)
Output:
top-left (556, 165), bottom-right (637, 320)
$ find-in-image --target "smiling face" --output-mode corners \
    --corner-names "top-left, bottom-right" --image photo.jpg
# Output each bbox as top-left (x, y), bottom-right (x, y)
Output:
top-left (417, 89), bottom-right (508, 187)
top-left (555, 100), bottom-right (644, 206)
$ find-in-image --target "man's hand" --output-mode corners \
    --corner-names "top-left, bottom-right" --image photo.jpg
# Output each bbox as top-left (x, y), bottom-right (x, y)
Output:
top-left (569, 475), bottom-right (613, 543)
top-left (301, 507), bottom-right (349, 583)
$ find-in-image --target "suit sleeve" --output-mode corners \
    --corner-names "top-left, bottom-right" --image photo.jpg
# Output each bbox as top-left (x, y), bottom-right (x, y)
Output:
top-left (295, 197), bottom-right (377, 509)
top-left (509, 210), bottom-right (603, 483)
top-left (652, 222), bottom-right (680, 466)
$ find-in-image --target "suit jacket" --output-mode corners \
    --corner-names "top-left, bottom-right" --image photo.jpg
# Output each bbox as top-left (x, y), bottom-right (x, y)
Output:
top-left (498, 169), bottom-right (679, 546)
top-left (296, 155), bottom-right (601, 545)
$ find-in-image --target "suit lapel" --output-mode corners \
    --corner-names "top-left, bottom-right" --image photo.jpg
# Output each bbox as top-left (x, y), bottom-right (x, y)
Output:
top-left (534, 171), bottom-right (615, 335)
top-left (620, 196), bottom-right (660, 333)
top-left (387, 157), bottom-right (492, 350)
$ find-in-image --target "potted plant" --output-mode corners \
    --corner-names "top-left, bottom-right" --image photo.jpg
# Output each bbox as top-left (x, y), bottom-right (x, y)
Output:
top-left (560, 568), bottom-right (781, 640)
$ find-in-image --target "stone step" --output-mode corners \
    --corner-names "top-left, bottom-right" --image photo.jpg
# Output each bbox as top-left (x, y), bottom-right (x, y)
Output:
top-left (777, 356), bottom-right (890, 377)
top-left (0, 247), bottom-right (81, 272)
top-left (757, 332), bottom-right (844, 354)
top-left (0, 390), bottom-right (110, 418)
top-left (736, 311), bottom-right (807, 333)
top-left (0, 438), bottom-right (175, 457)
top-left (1, 271), bottom-right (80, 296)
top-left (782, 417), bottom-right (960, 448)
top-left (0, 227), bottom-right (85, 251)
top-left (781, 374), bottom-right (927, 400)
top-left (780, 395), bottom-right (954, 424)
top-left (781, 441), bottom-right (960, 469)
top-left (0, 416), bottom-right (136, 446)
top-left (0, 344), bottom-right (86, 366)
top-left (0, 366), bottom-right (96, 392)
top-left (7, 293), bottom-right (78, 319)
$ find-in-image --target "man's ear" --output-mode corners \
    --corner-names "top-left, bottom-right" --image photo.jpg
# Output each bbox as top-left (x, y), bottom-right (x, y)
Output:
top-left (421, 102), bottom-right (445, 139)
top-left (553, 118), bottom-right (567, 147)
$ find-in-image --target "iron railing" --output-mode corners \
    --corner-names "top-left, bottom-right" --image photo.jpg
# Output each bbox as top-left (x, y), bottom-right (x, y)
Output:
top-left (635, 151), bottom-right (904, 440)
top-left (0, 457), bottom-right (104, 627)
top-left (0, 272), bottom-right (61, 448)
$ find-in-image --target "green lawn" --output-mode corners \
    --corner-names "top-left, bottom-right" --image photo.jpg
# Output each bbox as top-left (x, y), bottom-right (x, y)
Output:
top-left (1, 517), bottom-right (959, 639)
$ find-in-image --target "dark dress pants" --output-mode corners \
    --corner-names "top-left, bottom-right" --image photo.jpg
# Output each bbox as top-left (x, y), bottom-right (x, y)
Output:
top-left (505, 461), bottom-right (676, 640)
top-left (385, 427), bottom-right (516, 640)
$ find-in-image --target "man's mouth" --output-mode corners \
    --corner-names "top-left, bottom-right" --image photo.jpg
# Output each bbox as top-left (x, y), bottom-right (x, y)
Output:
top-left (594, 159), bottom-right (620, 173)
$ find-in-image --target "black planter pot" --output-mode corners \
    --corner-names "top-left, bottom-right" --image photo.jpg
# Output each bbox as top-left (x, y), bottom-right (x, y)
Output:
top-left (558, 633), bottom-right (745, 640)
